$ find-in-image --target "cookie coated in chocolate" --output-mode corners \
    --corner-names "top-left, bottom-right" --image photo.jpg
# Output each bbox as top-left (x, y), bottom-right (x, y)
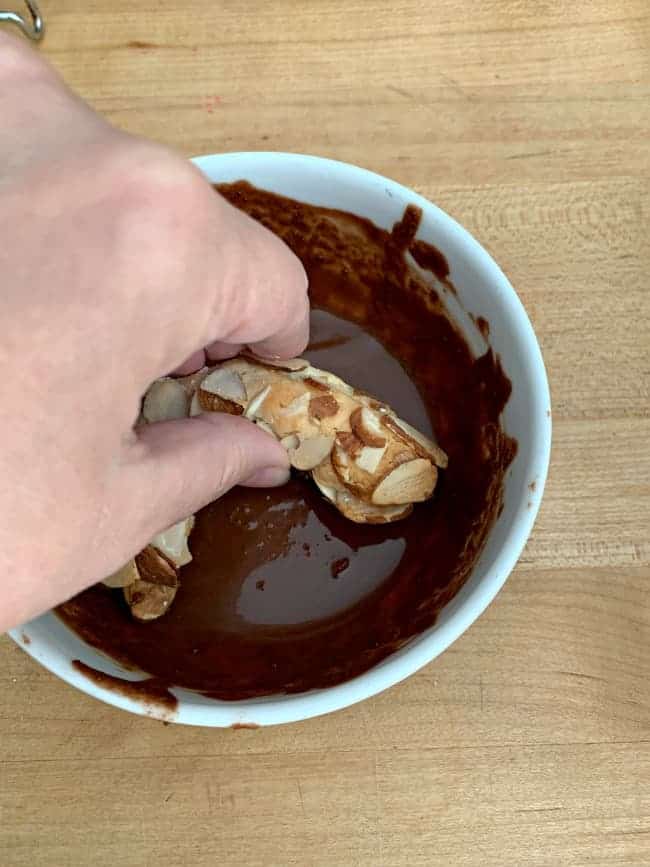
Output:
top-left (58, 182), bottom-right (516, 702)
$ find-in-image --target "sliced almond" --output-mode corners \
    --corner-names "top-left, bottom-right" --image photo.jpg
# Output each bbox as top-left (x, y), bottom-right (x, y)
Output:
top-left (363, 503), bottom-right (413, 524)
top-left (277, 392), bottom-right (311, 418)
top-left (262, 387), bottom-right (318, 439)
top-left (309, 394), bottom-right (339, 420)
top-left (383, 414), bottom-right (448, 468)
top-left (198, 366), bottom-right (247, 415)
top-left (217, 357), bottom-right (260, 378)
top-left (350, 406), bottom-right (387, 448)
top-left (336, 431), bottom-right (363, 457)
top-left (176, 367), bottom-right (209, 397)
top-left (142, 378), bottom-right (189, 423)
top-left (293, 366), bottom-right (355, 395)
top-left (393, 415), bottom-right (448, 468)
top-left (280, 433), bottom-right (300, 451)
top-left (312, 455), bottom-right (343, 503)
top-left (331, 437), bottom-right (381, 499)
top-left (336, 492), bottom-right (413, 524)
top-left (357, 394), bottom-right (390, 414)
top-left (303, 376), bottom-right (329, 392)
top-left (124, 580), bottom-right (178, 622)
top-left (201, 368), bottom-right (247, 404)
top-left (372, 458), bottom-right (437, 505)
top-left (331, 439), bottom-right (352, 485)
top-left (102, 558), bottom-right (139, 589)
top-left (355, 444), bottom-right (387, 475)
top-left (244, 384), bottom-right (272, 419)
top-left (151, 516), bottom-right (195, 568)
top-left (242, 353), bottom-right (310, 372)
top-left (135, 546), bottom-right (178, 588)
top-left (199, 390), bottom-right (244, 415)
top-left (288, 434), bottom-right (335, 471)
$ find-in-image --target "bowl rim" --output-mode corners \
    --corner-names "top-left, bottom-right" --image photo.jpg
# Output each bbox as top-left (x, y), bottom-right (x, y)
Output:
top-left (10, 151), bottom-right (552, 727)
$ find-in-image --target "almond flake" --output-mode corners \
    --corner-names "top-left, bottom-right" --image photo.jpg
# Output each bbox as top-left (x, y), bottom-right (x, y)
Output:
top-left (124, 580), bottom-right (178, 622)
top-left (372, 459), bottom-right (437, 505)
top-left (135, 546), bottom-right (178, 588)
top-left (201, 368), bottom-right (247, 404)
top-left (288, 434), bottom-right (335, 470)
top-left (336, 431), bottom-right (362, 457)
top-left (350, 406), bottom-right (387, 447)
top-left (242, 353), bottom-right (309, 372)
top-left (151, 516), bottom-right (195, 568)
top-left (355, 444), bottom-right (387, 474)
top-left (280, 433), bottom-right (300, 451)
top-left (142, 378), bottom-right (189, 423)
top-left (277, 392), bottom-right (311, 417)
top-left (294, 367), bottom-right (354, 395)
top-left (309, 394), bottom-right (339, 420)
top-left (303, 376), bottom-right (329, 392)
top-left (198, 390), bottom-right (244, 415)
top-left (102, 559), bottom-right (139, 589)
top-left (244, 384), bottom-right (272, 419)
top-left (176, 368), bottom-right (209, 396)
top-left (312, 457), bottom-right (345, 504)
top-left (336, 493), bottom-right (413, 524)
top-left (383, 414), bottom-right (448, 468)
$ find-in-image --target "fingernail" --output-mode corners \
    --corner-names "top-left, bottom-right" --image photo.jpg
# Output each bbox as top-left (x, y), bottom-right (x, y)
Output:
top-left (244, 465), bottom-right (291, 487)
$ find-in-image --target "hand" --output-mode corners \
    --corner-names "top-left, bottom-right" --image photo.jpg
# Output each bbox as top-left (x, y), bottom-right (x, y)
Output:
top-left (0, 34), bottom-right (309, 631)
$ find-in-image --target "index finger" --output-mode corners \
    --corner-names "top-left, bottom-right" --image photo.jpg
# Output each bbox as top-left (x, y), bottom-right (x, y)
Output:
top-left (170, 181), bottom-right (310, 376)
top-left (206, 190), bottom-right (310, 359)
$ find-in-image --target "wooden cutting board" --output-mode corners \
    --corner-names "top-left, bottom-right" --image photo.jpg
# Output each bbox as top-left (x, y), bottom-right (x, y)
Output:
top-left (1, 2), bottom-right (648, 864)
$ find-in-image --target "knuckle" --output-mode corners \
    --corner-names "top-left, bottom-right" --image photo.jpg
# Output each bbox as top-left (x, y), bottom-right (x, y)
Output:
top-left (109, 144), bottom-right (206, 214)
top-left (101, 143), bottom-right (210, 259)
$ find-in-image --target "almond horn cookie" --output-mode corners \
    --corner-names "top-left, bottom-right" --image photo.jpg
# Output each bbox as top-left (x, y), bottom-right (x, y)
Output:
top-left (103, 356), bottom-right (447, 620)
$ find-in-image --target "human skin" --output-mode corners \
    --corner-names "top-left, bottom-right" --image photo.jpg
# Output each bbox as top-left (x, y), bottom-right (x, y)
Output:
top-left (0, 33), bottom-right (309, 631)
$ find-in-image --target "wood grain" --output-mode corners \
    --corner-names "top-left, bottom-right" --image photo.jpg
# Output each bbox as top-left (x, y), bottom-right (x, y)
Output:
top-left (1, 2), bottom-right (648, 864)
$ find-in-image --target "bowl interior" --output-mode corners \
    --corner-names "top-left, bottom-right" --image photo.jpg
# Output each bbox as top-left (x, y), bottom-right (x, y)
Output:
top-left (11, 153), bottom-right (551, 727)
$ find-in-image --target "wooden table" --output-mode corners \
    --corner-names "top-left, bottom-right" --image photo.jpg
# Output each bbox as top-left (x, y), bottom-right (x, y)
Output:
top-left (1, 2), bottom-right (648, 864)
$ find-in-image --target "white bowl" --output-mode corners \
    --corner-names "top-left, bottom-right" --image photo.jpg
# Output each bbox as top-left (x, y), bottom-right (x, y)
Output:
top-left (10, 153), bottom-right (551, 727)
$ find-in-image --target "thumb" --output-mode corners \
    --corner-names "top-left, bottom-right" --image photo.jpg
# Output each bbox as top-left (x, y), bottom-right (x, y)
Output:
top-left (121, 413), bottom-right (290, 544)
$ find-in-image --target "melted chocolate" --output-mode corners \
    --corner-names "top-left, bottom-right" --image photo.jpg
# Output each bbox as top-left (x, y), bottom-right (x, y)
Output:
top-left (409, 239), bottom-right (450, 282)
top-left (475, 315), bottom-right (490, 340)
top-left (72, 660), bottom-right (177, 711)
top-left (58, 182), bottom-right (516, 702)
